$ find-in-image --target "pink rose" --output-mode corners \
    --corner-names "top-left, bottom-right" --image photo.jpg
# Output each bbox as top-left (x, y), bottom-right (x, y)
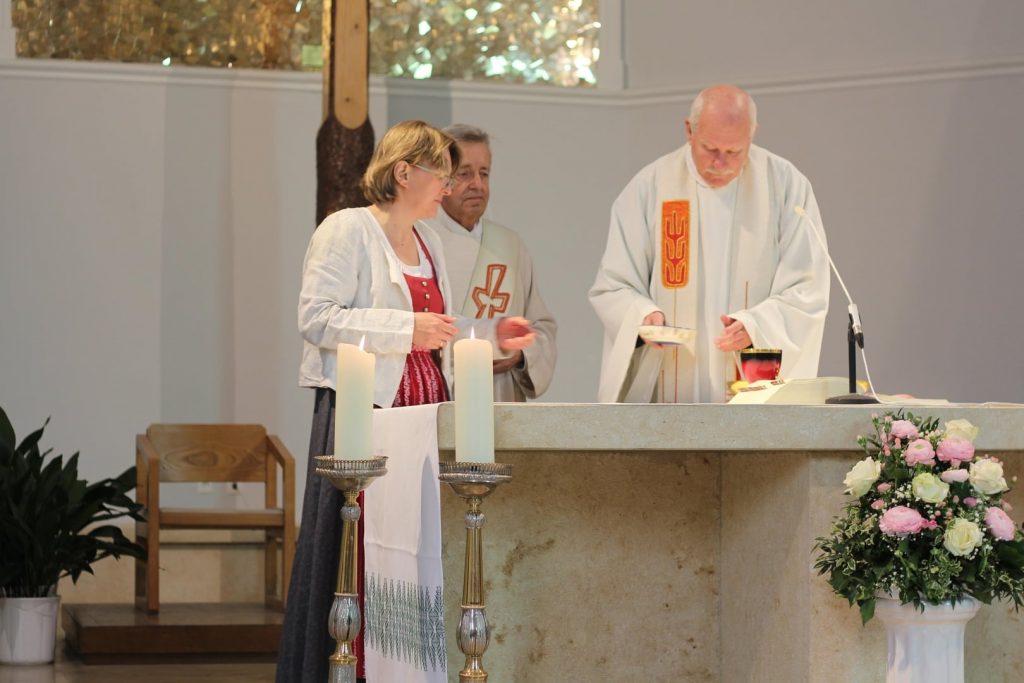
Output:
top-left (877, 482), bottom-right (892, 493)
top-left (891, 420), bottom-right (919, 441)
top-left (937, 436), bottom-right (975, 465)
top-left (941, 469), bottom-right (970, 483)
top-left (985, 507), bottom-right (1017, 541)
top-left (879, 506), bottom-right (927, 536)
top-left (926, 520), bottom-right (939, 529)
top-left (871, 499), bottom-right (885, 510)
top-left (964, 497), bottom-right (978, 508)
top-left (904, 439), bottom-right (936, 466)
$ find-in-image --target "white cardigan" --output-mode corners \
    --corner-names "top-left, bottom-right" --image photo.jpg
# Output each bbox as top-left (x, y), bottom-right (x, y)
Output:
top-left (298, 207), bottom-right (499, 408)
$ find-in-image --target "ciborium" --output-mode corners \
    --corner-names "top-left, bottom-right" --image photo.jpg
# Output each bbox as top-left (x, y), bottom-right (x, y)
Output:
top-left (438, 461), bottom-right (513, 682)
top-left (315, 455), bottom-right (388, 683)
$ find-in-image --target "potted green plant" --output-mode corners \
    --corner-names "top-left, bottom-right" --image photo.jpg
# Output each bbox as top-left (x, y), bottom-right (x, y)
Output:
top-left (0, 405), bottom-right (144, 665)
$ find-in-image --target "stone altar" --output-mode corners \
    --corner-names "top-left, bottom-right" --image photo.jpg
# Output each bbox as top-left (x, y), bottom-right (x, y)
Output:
top-left (433, 403), bottom-right (1024, 682)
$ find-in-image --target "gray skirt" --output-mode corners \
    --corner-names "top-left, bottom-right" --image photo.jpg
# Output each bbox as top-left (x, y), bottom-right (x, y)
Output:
top-left (275, 387), bottom-right (346, 682)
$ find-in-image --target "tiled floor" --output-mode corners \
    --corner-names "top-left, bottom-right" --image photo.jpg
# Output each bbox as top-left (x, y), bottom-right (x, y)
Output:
top-left (0, 644), bottom-right (276, 683)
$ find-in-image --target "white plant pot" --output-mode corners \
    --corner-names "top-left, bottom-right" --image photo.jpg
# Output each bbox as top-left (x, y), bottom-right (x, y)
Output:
top-left (874, 596), bottom-right (980, 683)
top-left (0, 595), bottom-right (61, 665)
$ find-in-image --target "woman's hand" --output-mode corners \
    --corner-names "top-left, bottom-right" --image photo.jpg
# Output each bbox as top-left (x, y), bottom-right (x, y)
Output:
top-left (496, 316), bottom-right (535, 352)
top-left (413, 312), bottom-right (458, 350)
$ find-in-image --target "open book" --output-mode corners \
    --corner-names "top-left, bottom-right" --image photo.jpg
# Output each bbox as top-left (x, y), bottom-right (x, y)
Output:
top-left (728, 377), bottom-right (846, 405)
top-left (727, 377), bottom-right (952, 406)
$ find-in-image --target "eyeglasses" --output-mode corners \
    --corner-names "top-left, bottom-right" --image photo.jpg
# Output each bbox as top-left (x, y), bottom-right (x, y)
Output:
top-left (413, 164), bottom-right (456, 191)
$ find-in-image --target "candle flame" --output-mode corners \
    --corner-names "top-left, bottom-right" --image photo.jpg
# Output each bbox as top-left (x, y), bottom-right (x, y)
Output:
top-left (359, 335), bottom-right (366, 351)
top-left (470, 327), bottom-right (476, 340)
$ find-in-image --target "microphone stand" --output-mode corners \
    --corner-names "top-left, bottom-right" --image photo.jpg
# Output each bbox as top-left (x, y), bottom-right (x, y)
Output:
top-left (793, 207), bottom-right (878, 405)
top-left (826, 310), bottom-right (878, 404)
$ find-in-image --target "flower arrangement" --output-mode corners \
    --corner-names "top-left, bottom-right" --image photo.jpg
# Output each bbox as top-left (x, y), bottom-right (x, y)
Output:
top-left (814, 411), bottom-right (1024, 623)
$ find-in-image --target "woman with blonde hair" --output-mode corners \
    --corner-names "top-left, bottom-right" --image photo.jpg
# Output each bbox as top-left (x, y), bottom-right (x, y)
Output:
top-left (277, 120), bottom-right (533, 682)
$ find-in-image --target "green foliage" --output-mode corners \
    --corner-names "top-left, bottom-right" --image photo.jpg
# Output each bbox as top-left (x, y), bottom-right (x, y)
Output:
top-left (0, 406), bottom-right (144, 598)
top-left (814, 410), bottom-right (1024, 624)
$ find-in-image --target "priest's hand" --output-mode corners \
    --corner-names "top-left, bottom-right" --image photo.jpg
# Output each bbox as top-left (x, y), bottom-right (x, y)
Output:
top-left (493, 350), bottom-right (524, 374)
top-left (640, 310), bottom-right (667, 348)
top-left (642, 311), bottom-right (665, 327)
top-left (715, 315), bottom-right (752, 351)
top-left (496, 316), bottom-right (535, 352)
top-left (413, 312), bottom-right (457, 350)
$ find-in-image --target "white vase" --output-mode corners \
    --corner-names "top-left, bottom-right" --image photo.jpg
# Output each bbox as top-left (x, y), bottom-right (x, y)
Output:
top-left (874, 596), bottom-right (980, 683)
top-left (0, 595), bottom-right (61, 665)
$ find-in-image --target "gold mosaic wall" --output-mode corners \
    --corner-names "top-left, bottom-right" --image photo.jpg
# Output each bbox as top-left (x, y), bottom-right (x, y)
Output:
top-left (11, 0), bottom-right (600, 86)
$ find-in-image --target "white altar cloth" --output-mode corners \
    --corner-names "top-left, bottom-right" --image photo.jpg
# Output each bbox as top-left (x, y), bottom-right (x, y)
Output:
top-left (364, 404), bottom-right (447, 682)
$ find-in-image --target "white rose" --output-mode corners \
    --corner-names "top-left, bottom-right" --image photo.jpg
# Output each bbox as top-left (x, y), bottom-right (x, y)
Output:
top-left (844, 457), bottom-right (881, 497)
top-left (970, 458), bottom-right (1009, 496)
top-left (945, 419), bottom-right (979, 443)
top-left (912, 472), bottom-right (950, 503)
top-left (943, 518), bottom-right (984, 556)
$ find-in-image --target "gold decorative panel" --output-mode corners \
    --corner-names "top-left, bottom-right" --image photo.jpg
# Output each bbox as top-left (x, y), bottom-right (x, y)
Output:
top-left (12, 0), bottom-right (600, 86)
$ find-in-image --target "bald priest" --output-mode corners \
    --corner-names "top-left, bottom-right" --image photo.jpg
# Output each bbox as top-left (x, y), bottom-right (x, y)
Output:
top-left (589, 85), bottom-right (830, 404)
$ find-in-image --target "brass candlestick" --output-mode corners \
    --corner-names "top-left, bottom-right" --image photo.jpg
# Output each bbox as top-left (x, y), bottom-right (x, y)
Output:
top-left (315, 455), bottom-right (388, 683)
top-left (438, 461), bottom-right (513, 682)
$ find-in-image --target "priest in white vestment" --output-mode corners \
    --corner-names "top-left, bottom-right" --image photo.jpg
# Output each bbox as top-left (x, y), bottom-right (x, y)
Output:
top-left (589, 85), bottom-right (830, 403)
top-left (423, 124), bottom-right (558, 402)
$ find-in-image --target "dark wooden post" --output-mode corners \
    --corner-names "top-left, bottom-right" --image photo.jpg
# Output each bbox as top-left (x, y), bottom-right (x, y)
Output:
top-left (316, 0), bottom-right (375, 225)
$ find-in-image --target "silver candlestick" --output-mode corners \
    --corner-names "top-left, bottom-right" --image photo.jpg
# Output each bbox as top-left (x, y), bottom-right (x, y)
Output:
top-left (438, 461), bottom-right (513, 682)
top-left (315, 455), bottom-right (388, 683)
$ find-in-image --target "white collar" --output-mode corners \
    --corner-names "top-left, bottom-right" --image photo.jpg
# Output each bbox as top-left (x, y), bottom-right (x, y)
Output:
top-left (438, 207), bottom-right (482, 240)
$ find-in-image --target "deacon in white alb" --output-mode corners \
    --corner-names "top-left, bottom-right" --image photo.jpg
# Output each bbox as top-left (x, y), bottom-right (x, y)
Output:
top-left (589, 85), bottom-right (830, 403)
top-left (423, 124), bottom-right (558, 402)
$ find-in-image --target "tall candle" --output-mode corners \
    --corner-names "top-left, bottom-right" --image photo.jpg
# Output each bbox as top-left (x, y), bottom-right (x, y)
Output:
top-left (454, 330), bottom-right (495, 463)
top-left (334, 338), bottom-right (375, 460)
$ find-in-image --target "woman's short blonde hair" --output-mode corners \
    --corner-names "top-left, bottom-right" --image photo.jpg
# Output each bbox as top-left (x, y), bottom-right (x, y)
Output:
top-left (362, 120), bottom-right (459, 205)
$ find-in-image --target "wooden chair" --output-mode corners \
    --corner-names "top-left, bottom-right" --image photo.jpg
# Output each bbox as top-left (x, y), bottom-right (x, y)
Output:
top-left (134, 424), bottom-right (296, 613)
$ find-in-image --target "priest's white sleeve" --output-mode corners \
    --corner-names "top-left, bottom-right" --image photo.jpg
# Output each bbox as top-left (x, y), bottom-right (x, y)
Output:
top-left (511, 240), bottom-right (557, 399)
top-left (729, 165), bottom-right (830, 379)
top-left (589, 172), bottom-right (662, 402)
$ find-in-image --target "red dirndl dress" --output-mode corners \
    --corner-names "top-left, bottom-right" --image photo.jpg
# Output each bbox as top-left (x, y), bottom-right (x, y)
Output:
top-left (391, 239), bottom-right (448, 405)
top-left (392, 232), bottom-right (450, 407)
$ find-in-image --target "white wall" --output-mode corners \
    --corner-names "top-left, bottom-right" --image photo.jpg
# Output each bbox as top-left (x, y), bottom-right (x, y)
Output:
top-left (624, 1), bottom-right (1024, 90)
top-left (0, 64), bottom-right (166, 483)
top-left (2, 1), bottom-right (1023, 511)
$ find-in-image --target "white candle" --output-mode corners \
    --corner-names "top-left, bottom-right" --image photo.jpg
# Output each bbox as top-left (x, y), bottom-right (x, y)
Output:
top-left (334, 338), bottom-right (375, 460)
top-left (454, 329), bottom-right (495, 463)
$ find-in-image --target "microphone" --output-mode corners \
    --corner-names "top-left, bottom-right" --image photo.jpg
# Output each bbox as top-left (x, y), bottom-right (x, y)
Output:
top-left (793, 207), bottom-right (864, 348)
